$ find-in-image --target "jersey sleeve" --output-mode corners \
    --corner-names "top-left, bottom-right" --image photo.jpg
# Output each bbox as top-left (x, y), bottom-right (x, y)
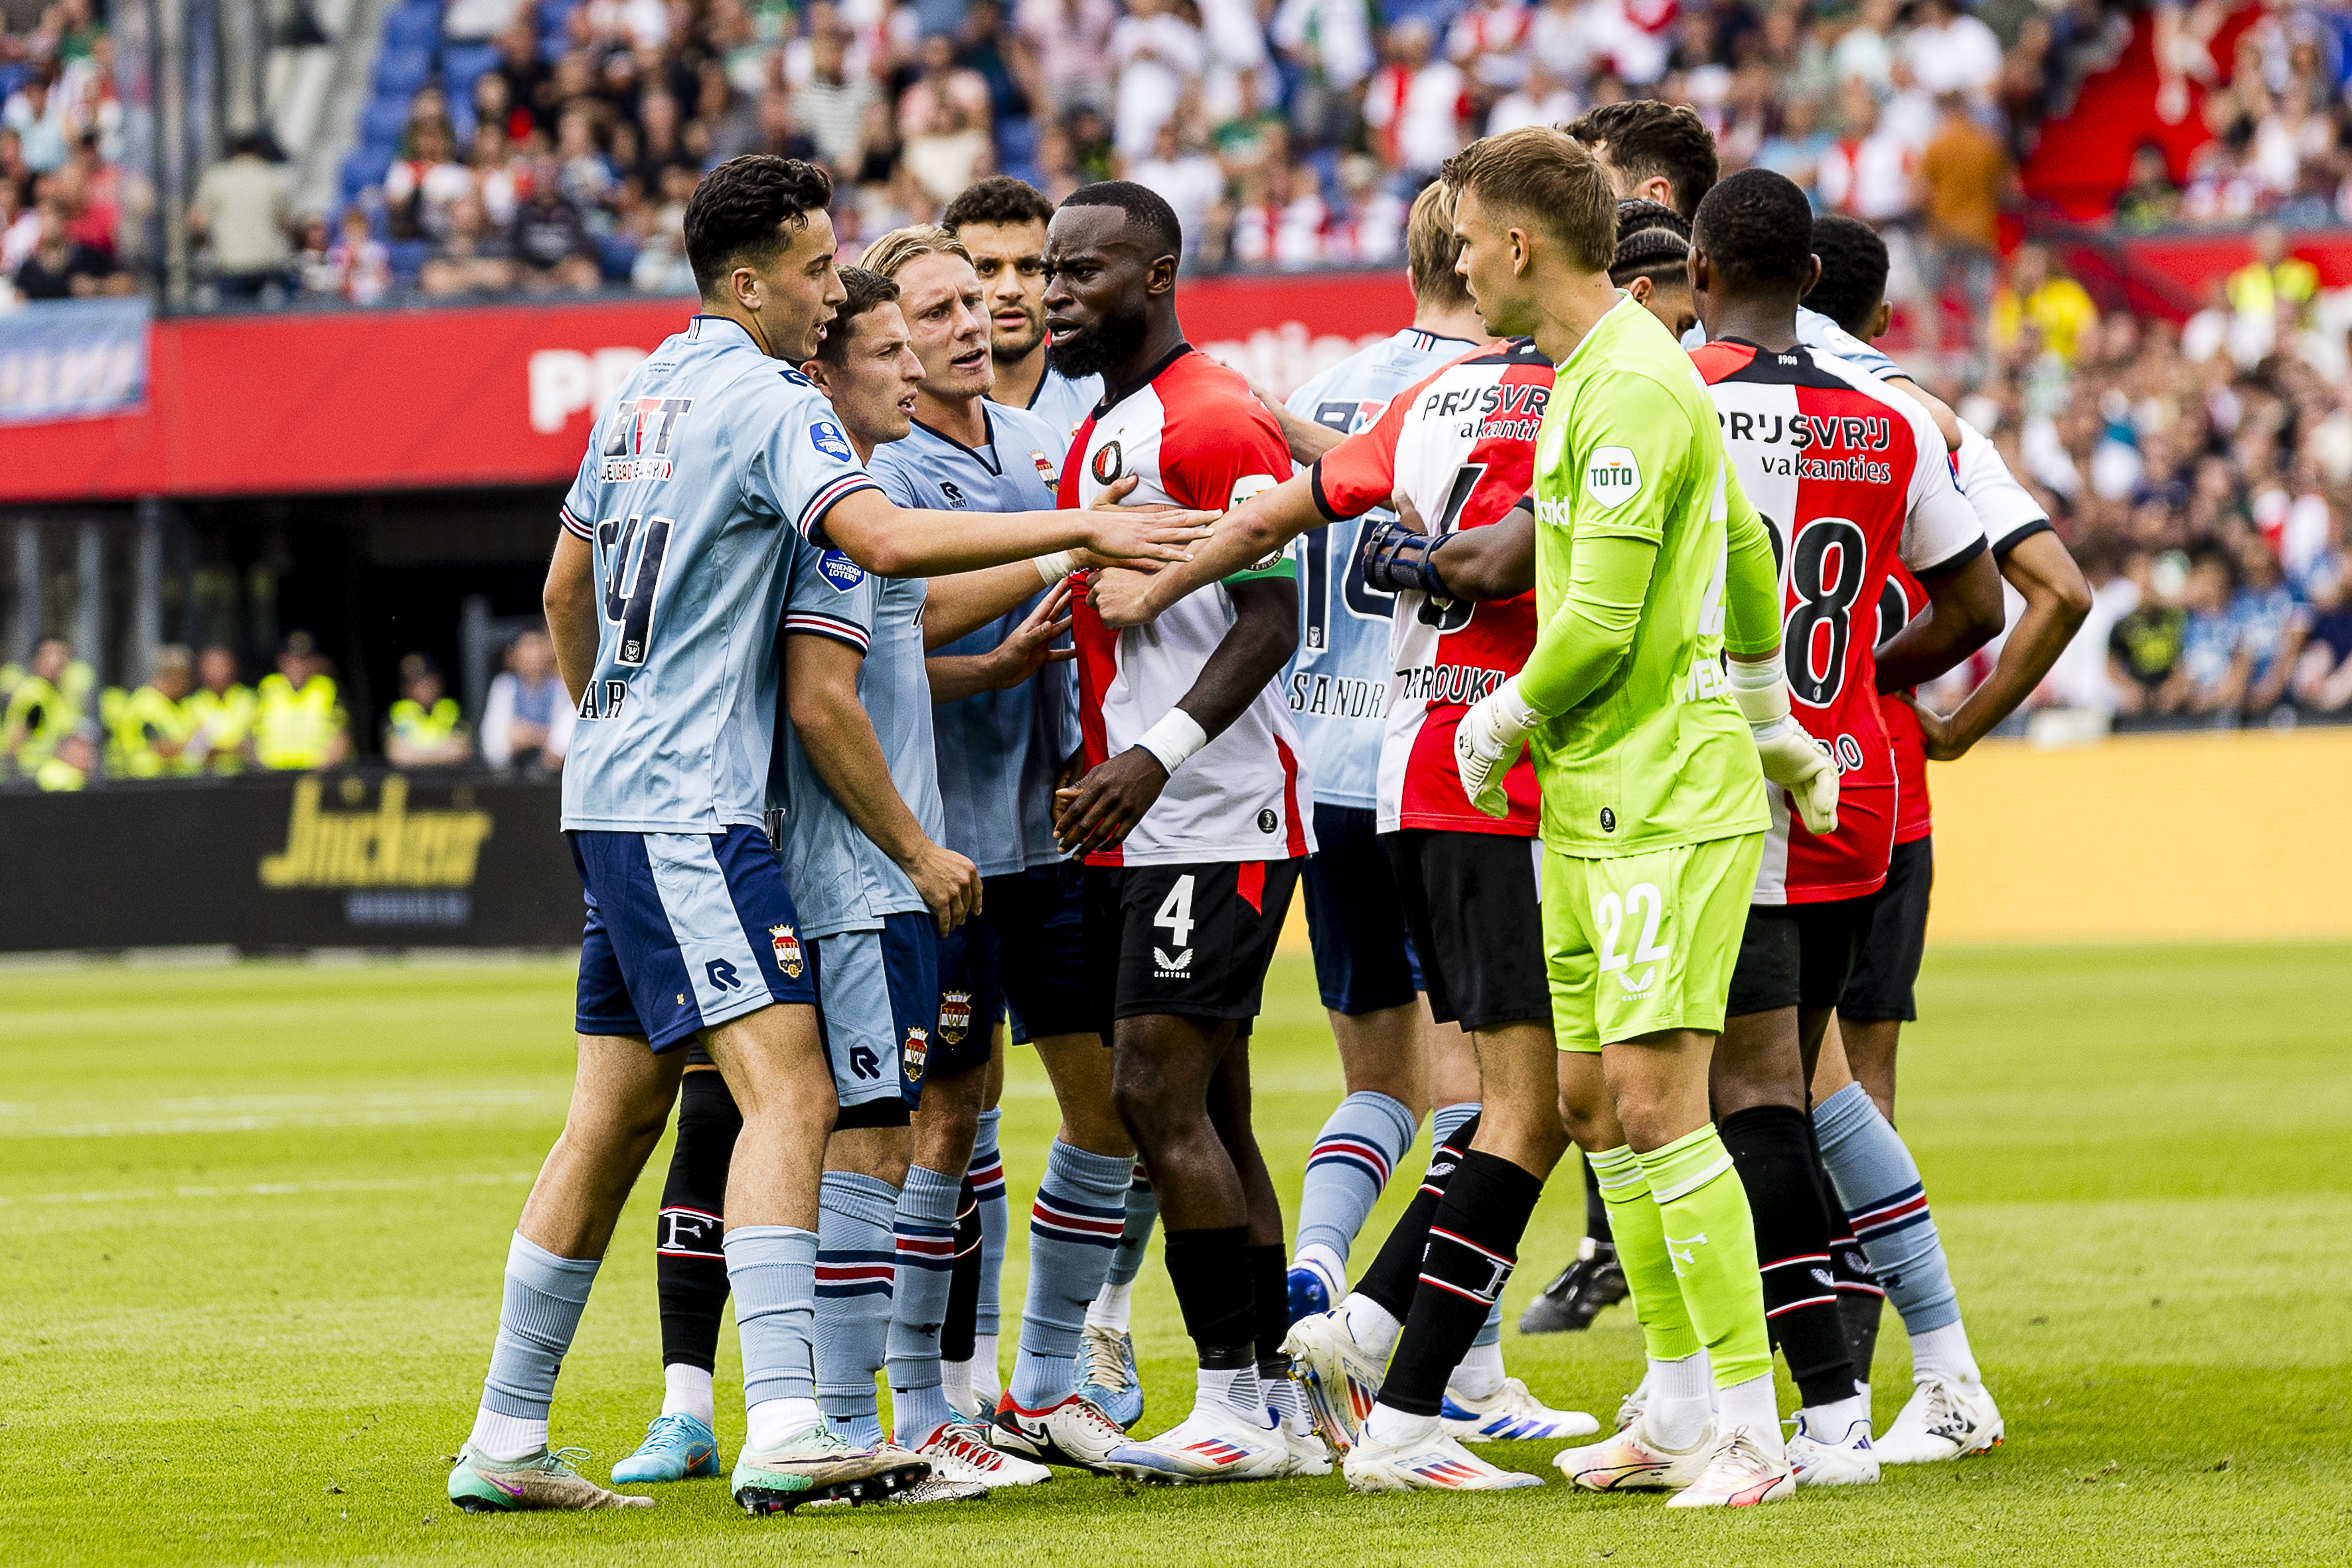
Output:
top-left (1722, 467), bottom-right (1780, 660)
top-left (1797, 307), bottom-right (1904, 382)
top-left (559, 435), bottom-right (599, 541)
top-left (867, 445), bottom-right (926, 510)
top-left (1896, 399), bottom-right (1987, 578)
top-left (1954, 418), bottom-right (2052, 558)
top-left (1565, 368), bottom-right (1702, 544)
top-left (1223, 536), bottom-right (1300, 586)
top-left (1169, 394), bottom-right (1293, 515)
top-left (781, 534), bottom-right (878, 655)
top-left (743, 372), bottom-right (885, 543)
top-left (1307, 374), bottom-right (1416, 520)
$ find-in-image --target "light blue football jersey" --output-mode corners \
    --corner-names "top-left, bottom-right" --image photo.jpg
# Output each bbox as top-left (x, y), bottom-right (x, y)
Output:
top-left (558, 313), bottom-right (882, 832)
top-left (1682, 307), bottom-right (1903, 381)
top-left (1022, 364), bottom-right (1103, 445)
top-left (1281, 327), bottom-right (1478, 811)
top-left (773, 536), bottom-right (943, 937)
top-left (870, 401), bottom-right (1077, 876)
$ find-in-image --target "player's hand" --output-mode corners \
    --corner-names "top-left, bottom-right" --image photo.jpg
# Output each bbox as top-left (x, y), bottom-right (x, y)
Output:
top-left (1900, 693), bottom-right (1972, 762)
top-left (903, 840), bottom-right (983, 934)
top-left (1453, 675), bottom-right (1538, 819)
top-left (984, 580), bottom-right (1076, 688)
top-left (1753, 718), bottom-right (1839, 834)
top-left (1087, 565), bottom-right (1166, 629)
top-left (1081, 501), bottom-right (1215, 568)
top-left (1053, 747), bottom-right (1170, 856)
top-left (1388, 487), bottom-right (1428, 535)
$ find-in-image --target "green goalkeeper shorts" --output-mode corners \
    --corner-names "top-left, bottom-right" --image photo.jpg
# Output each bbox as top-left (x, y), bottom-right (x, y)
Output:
top-left (1543, 830), bottom-right (1764, 1052)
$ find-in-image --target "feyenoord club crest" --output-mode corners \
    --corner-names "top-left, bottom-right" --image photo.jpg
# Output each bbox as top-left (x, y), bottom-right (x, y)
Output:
top-left (903, 1026), bottom-right (930, 1083)
top-left (938, 988), bottom-right (974, 1044)
top-left (768, 923), bottom-right (805, 979)
top-left (1032, 451), bottom-right (1059, 491)
top-left (1091, 439), bottom-right (1123, 485)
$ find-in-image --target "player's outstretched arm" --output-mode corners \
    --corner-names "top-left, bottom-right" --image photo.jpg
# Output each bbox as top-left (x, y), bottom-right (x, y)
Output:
top-left (819, 486), bottom-right (1212, 580)
top-left (921, 479), bottom-right (1146, 648)
top-left (787, 632), bottom-right (982, 933)
top-left (1875, 547), bottom-right (2005, 694)
top-left (542, 530), bottom-right (598, 706)
top-left (926, 581), bottom-right (1075, 705)
top-left (1907, 530), bottom-right (2092, 759)
top-left (1054, 576), bottom-right (1300, 856)
top-left (1087, 469), bottom-right (1329, 628)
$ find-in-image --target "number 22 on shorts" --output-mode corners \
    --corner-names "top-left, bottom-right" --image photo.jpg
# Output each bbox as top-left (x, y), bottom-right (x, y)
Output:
top-left (1594, 881), bottom-right (1672, 996)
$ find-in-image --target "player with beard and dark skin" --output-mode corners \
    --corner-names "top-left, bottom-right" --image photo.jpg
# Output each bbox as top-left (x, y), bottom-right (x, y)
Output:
top-left (1011, 183), bottom-right (1326, 1484)
top-left (943, 177), bottom-right (1105, 439)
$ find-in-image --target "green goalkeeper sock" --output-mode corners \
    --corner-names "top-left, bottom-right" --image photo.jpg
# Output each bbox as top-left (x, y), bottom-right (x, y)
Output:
top-left (1638, 1124), bottom-right (1771, 1390)
top-left (1588, 1143), bottom-right (1699, 1364)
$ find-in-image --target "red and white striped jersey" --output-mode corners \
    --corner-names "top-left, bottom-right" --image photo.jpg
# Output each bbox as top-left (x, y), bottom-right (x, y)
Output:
top-left (1067, 346), bottom-right (1314, 867)
top-left (1310, 337), bottom-right (1552, 838)
top-left (1691, 339), bottom-right (1985, 904)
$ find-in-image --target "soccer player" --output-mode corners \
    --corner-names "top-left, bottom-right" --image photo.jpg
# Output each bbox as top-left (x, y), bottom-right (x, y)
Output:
top-left (1261, 183), bottom-right (1487, 1330)
top-left (445, 155), bottom-right (1204, 1520)
top-left (943, 176), bottom-right (1105, 440)
top-left (1035, 181), bottom-right (1322, 1485)
top-left (1680, 169), bottom-right (2004, 1488)
top-left (1804, 210), bottom-right (2088, 1463)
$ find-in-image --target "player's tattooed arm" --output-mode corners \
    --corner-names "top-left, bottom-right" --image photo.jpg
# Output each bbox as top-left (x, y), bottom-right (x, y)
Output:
top-left (787, 632), bottom-right (983, 933)
top-left (1089, 470), bottom-right (1328, 628)
top-left (1875, 548), bottom-right (2005, 694)
top-left (1905, 529), bottom-right (2092, 759)
top-left (542, 530), bottom-right (599, 705)
top-left (1054, 577), bottom-right (1300, 856)
top-left (926, 580), bottom-right (1075, 704)
top-left (819, 483), bottom-right (1210, 580)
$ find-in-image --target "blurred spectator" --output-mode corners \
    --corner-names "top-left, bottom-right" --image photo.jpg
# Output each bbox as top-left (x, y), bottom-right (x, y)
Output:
top-left (189, 132), bottom-right (293, 301)
top-left (183, 645), bottom-right (256, 774)
top-left (1817, 78), bottom-right (1915, 225)
top-left (1755, 93), bottom-right (1832, 200)
top-left (384, 653), bottom-right (473, 767)
top-left (1020, 0), bottom-right (1117, 118)
top-left (481, 631), bottom-right (572, 771)
top-left (1903, 0), bottom-right (2003, 109)
top-left (1364, 19), bottom-right (1468, 181)
top-left (1993, 241), bottom-right (2099, 364)
top-left (2171, 546), bottom-right (2249, 718)
top-left (1449, 0), bottom-right (1532, 105)
top-left (1917, 90), bottom-right (2005, 368)
top-left (2109, 550), bottom-right (2187, 718)
top-left (1127, 121), bottom-right (1224, 266)
top-left (251, 632), bottom-right (350, 771)
top-left (2290, 562), bottom-right (2352, 712)
top-left (509, 161), bottom-right (601, 293)
top-left (2225, 222), bottom-right (2318, 331)
top-left (384, 116), bottom-right (471, 242)
top-left (1488, 58), bottom-right (1579, 137)
top-left (1113, 0), bottom-right (1203, 164)
top-left (310, 206), bottom-right (392, 303)
top-left (2114, 142), bottom-right (2181, 232)
top-left (794, 27), bottom-right (877, 173)
top-left (2231, 532), bottom-right (2310, 718)
top-left (102, 645), bottom-right (195, 779)
top-left (3, 64), bottom-right (68, 174)
top-left (2, 637), bottom-right (89, 782)
top-left (421, 192), bottom-right (520, 295)
top-left (13, 195), bottom-right (123, 297)
top-left (631, 161), bottom-right (700, 293)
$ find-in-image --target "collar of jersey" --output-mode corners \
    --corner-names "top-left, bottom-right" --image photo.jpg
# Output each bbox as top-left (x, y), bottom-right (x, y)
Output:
top-left (687, 313), bottom-right (759, 349)
top-left (911, 404), bottom-right (1004, 474)
top-left (1709, 332), bottom-right (1808, 360)
top-left (1096, 339), bottom-right (1194, 413)
top-left (1552, 293), bottom-right (1636, 377)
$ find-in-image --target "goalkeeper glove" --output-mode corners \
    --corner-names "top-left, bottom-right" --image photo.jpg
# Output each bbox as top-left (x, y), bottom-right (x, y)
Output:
top-left (1729, 657), bottom-right (1838, 834)
top-left (1454, 675), bottom-right (1539, 819)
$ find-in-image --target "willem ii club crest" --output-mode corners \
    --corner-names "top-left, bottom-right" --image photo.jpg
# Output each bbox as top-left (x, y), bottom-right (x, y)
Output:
top-left (903, 1026), bottom-right (931, 1083)
top-left (769, 923), bottom-right (805, 979)
top-left (1032, 451), bottom-right (1059, 492)
top-left (937, 989), bottom-right (973, 1044)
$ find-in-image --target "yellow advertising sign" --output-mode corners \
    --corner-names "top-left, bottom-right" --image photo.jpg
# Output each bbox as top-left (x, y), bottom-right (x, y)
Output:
top-left (259, 775), bottom-right (495, 889)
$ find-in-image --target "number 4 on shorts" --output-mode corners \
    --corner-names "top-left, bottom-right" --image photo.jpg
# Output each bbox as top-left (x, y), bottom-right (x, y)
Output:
top-left (1154, 875), bottom-right (1196, 968)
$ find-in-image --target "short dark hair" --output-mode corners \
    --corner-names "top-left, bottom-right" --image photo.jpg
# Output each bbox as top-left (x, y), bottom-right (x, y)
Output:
top-left (1805, 213), bottom-right (1891, 337)
top-left (811, 267), bottom-right (901, 366)
top-left (1610, 196), bottom-right (1690, 289)
top-left (684, 154), bottom-right (834, 296)
top-left (1565, 101), bottom-right (1719, 220)
top-left (941, 175), bottom-right (1056, 233)
top-left (1693, 168), bottom-right (1814, 290)
top-left (1058, 180), bottom-right (1184, 261)
top-left (1443, 127), bottom-right (1617, 274)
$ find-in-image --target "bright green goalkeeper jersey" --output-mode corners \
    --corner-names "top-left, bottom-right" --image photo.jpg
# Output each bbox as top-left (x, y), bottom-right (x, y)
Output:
top-left (1521, 295), bottom-right (1776, 858)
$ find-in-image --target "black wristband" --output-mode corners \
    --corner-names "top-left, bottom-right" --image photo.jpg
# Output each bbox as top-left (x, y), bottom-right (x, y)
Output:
top-left (1360, 514), bottom-right (1454, 597)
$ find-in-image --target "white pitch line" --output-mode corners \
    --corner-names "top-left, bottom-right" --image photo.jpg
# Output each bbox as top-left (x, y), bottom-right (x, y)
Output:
top-left (0, 1172), bottom-right (536, 1208)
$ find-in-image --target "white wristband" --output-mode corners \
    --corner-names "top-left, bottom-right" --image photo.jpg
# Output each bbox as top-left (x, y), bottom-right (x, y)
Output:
top-left (1034, 550), bottom-right (1077, 585)
top-left (1726, 655), bottom-right (1791, 730)
top-left (1134, 708), bottom-right (1209, 775)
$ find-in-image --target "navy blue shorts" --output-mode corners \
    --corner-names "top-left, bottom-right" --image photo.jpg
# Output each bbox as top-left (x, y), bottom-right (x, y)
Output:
top-left (937, 862), bottom-right (1095, 1048)
top-left (813, 911), bottom-right (937, 1115)
top-left (572, 826), bottom-right (819, 1051)
top-left (1301, 804), bottom-right (1423, 1016)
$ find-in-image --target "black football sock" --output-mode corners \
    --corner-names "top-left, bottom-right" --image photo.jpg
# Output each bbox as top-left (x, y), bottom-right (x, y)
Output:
top-left (1377, 1150), bottom-right (1543, 1419)
top-left (942, 1176), bottom-right (981, 1367)
top-left (1721, 1103), bottom-right (1857, 1411)
top-left (1250, 1239), bottom-right (1293, 1364)
top-left (1583, 1154), bottom-right (1614, 1245)
top-left (656, 1069), bottom-right (742, 1373)
top-left (1353, 1111), bottom-right (1481, 1322)
top-left (1164, 1225), bottom-right (1258, 1370)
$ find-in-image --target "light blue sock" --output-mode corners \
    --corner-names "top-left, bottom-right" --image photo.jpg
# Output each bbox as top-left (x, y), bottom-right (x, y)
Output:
top-left (1296, 1090), bottom-right (1417, 1269)
top-left (479, 1233), bottom-right (599, 1423)
top-left (888, 1164), bottom-right (961, 1446)
top-left (971, 1108), bottom-right (1008, 1338)
top-left (1103, 1163), bottom-right (1158, 1289)
top-left (812, 1173), bottom-right (897, 1447)
top-left (1426, 1101), bottom-right (1504, 1344)
top-left (1814, 1083), bottom-right (1961, 1334)
top-left (726, 1222), bottom-right (820, 1417)
top-left (1009, 1140), bottom-right (1131, 1407)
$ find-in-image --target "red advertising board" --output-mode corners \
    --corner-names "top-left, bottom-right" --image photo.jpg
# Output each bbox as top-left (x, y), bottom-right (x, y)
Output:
top-left (1, 270), bottom-right (1413, 503)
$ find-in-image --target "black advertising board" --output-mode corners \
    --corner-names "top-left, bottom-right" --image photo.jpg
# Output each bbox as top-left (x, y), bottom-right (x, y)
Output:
top-left (0, 771), bottom-right (582, 951)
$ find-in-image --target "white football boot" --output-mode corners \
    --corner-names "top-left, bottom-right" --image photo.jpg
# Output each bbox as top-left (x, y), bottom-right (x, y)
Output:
top-left (1553, 1417), bottom-right (1717, 1492)
top-left (988, 1389), bottom-right (1129, 1472)
top-left (1662, 1425), bottom-right (1796, 1508)
top-left (1877, 1376), bottom-right (2003, 1464)
top-left (1100, 1398), bottom-right (1289, 1484)
top-left (1785, 1414), bottom-right (1880, 1487)
top-left (1439, 1377), bottom-right (1601, 1443)
top-left (911, 1419), bottom-right (1053, 1488)
top-left (1281, 1310), bottom-right (1387, 1452)
top-left (1342, 1413), bottom-right (1543, 1494)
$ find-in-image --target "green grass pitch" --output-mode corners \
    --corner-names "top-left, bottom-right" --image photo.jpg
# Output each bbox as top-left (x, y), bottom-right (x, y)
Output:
top-left (3, 943), bottom-right (2349, 1565)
